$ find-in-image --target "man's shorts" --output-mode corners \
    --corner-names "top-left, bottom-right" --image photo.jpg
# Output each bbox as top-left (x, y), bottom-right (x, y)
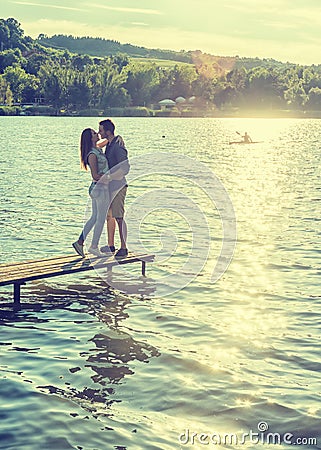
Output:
top-left (110, 186), bottom-right (127, 218)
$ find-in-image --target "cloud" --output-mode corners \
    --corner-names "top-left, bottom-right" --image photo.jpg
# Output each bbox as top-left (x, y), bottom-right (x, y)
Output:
top-left (23, 19), bottom-right (92, 37)
top-left (262, 21), bottom-right (298, 31)
top-left (224, 0), bottom-right (285, 14)
top-left (130, 22), bottom-right (149, 27)
top-left (288, 6), bottom-right (321, 26)
top-left (87, 3), bottom-right (163, 15)
top-left (224, 0), bottom-right (321, 30)
top-left (13, 1), bottom-right (85, 11)
top-left (225, 0), bottom-right (290, 10)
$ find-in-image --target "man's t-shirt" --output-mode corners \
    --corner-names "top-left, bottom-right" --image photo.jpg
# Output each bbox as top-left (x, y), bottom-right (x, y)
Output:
top-left (105, 135), bottom-right (130, 192)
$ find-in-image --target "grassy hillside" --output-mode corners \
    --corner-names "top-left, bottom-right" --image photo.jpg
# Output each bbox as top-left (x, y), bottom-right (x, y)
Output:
top-left (130, 56), bottom-right (193, 67)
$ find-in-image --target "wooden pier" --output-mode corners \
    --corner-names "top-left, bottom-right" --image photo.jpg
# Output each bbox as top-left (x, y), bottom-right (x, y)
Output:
top-left (0, 253), bottom-right (154, 305)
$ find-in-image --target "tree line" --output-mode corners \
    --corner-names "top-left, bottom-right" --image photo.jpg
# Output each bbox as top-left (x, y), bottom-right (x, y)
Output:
top-left (37, 33), bottom-right (192, 63)
top-left (1, 17), bottom-right (321, 114)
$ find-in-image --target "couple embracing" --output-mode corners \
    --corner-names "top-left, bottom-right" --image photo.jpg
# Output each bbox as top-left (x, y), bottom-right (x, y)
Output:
top-left (72, 119), bottom-right (130, 259)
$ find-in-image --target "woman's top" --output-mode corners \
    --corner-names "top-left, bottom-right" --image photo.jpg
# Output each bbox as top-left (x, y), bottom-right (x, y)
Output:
top-left (87, 147), bottom-right (109, 180)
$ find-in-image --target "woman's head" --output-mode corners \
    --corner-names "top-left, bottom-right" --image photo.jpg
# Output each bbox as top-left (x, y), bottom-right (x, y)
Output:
top-left (80, 128), bottom-right (99, 169)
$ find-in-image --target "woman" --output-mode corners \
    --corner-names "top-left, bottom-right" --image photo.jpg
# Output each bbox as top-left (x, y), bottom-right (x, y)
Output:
top-left (72, 128), bottom-right (111, 257)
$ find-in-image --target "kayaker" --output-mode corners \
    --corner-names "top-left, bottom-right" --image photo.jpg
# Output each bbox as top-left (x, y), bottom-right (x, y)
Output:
top-left (242, 132), bottom-right (252, 143)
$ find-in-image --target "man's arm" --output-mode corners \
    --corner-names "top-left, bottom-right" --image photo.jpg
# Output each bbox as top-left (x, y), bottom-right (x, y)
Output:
top-left (111, 141), bottom-right (130, 177)
top-left (115, 145), bottom-right (130, 175)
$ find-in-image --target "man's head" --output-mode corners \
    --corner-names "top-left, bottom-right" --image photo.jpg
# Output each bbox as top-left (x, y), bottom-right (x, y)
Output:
top-left (99, 119), bottom-right (115, 140)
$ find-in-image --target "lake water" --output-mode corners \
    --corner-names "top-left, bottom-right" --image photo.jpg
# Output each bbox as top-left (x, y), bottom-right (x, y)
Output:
top-left (0, 116), bottom-right (321, 449)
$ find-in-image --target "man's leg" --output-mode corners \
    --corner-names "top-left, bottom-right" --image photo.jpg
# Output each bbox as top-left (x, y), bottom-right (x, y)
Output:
top-left (107, 208), bottom-right (116, 247)
top-left (116, 217), bottom-right (127, 249)
top-left (113, 186), bottom-right (128, 257)
top-left (100, 208), bottom-right (116, 253)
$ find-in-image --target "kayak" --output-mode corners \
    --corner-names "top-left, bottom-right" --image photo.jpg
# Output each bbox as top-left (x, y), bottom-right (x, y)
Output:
top-left (229, 141), bottom-right (263, 145)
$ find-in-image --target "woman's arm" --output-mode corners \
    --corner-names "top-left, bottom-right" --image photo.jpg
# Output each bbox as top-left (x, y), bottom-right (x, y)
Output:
top-left (88, 153), bottom-right (101, 181)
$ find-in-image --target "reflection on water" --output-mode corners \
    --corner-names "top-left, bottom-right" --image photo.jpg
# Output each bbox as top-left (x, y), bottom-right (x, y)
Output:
top-left (0, 283), bottom-right (162, 448)
top-left (1, 117), bottom-right (321, 449)
top-left (87, 331), bottom-right (160, 385)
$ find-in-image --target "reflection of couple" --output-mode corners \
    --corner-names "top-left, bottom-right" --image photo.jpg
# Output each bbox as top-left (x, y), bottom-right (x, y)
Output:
top-left (72, 119), bottom-right (130, 259)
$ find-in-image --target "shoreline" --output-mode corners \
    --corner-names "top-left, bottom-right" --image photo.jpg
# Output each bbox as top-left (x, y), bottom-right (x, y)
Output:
top-left (2, 105), bottom-right (321, 119)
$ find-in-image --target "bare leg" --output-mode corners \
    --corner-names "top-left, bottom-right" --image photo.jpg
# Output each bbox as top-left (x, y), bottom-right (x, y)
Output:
top-left (107, 208), bottom-right (116, 247)
top-left (116, 218), bottom-right (127, 249)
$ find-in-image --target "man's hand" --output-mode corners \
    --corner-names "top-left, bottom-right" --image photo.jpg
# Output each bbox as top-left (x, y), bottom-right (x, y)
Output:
top-left (110, 169), bottom-right (124, 180)
top-left (99, 169), bottom-right (123, 184)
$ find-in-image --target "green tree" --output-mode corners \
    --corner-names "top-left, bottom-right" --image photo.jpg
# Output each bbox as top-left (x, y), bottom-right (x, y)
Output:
top-left (85, 60), bottom-right (129, 108)
top-left (284, 82), bottom-right (307, 108)
top-left (3, 66), bottom-right (39, 103)
top-left (151, 67), bottom-right (174, 101)
top-left (67, 77), bottom-right (91, 109)
top-left (100, 62), bottom-right (129, 107)
top-left (124, 63), bottom-right (159, 105)
top-left (305, 87), bottom-right (321, 110)
top-left (169, 64), bottom-right (198, 98)
top-left (0, 49), bottom-right (25, 73)
top-left (0, 76), bottom-right (8, 102)
top-left (38, 62), bottom-right (64, 109)
top-left (71, 54), bottom-right (92, 71)
top-left (192, 74), bottom-right (217, 104)
top-left (24, 52), bottom-right (48, 75)
top-left (6, 18), bottom-right (24, 48)
top-left (214, 81), bottom-right (238, 108)
top-left (0, 19), bottom-right (10, 51)
top-left (0, 76), bottom-right (13, 105)
top-left (110, 53), bottom-right (129, 73)
top-left (245, 67), bottom-right (285, 108)
top-left (224, 67), bottom-right (248, 107)
top-left (5, 84), bottom-right (13, 105)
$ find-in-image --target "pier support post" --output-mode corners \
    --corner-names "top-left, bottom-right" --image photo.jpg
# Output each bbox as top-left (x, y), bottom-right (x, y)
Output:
top-left (142, 261), bottom-right (146, 276)
top-left (13, 283), bottom-right (22, 304)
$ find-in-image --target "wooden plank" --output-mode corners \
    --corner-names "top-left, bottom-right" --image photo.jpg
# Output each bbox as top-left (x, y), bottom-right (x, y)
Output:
top-left (0, 253), bottom-right (154, 286)
top-left (0, 252), bottom-right (154, 275)
top-left (0, 253), bottom-right (154, 280)
top-left (0, 256), bottom-right (95, 278)
top-left (0, 260), bottom-right (92, 285)
top-left (0, 254), bottom-right (83, 275)
top-left (0, 253), bottom-right (138, 275)
top-left (0, 257), bottom-right (139, 284)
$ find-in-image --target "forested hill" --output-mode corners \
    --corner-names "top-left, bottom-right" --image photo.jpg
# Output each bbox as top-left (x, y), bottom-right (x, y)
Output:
top-left (37, 34), bottom-right (193, 63)
top-left (36, 33), bottom-right (295, 71)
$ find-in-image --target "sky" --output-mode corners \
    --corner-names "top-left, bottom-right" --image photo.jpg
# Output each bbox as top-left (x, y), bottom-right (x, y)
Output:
top-left (2, 0), bottom-right (321, 65)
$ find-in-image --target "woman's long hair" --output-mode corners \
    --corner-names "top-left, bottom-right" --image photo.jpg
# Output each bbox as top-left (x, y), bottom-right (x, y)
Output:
top-left (80, 128), bottom-right (93, 170)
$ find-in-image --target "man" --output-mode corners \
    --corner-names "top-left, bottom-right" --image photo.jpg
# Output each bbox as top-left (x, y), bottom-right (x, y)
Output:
top-left (242, 131), bottom-right (252, 143)
top-left (99, 119), bottom-right (130, 258)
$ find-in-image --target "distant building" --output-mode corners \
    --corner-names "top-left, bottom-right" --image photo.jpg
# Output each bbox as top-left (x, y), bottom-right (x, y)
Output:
top-left (157, 97), bottom-right (196, 111)
top-left (158, 99), bottom-right (176, 110)
top-left (175, 96), bottom-right (186, 104)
